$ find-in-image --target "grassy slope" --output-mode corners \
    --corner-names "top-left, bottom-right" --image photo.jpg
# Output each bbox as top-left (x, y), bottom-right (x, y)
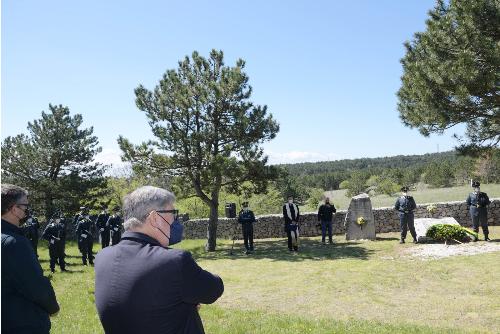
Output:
top-left (46, 227), bottom-right (500, 333)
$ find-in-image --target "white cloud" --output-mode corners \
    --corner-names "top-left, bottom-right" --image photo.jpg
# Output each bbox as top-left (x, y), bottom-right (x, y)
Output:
top-left (94, 149), bottom-right (131, 176)
top-left (265, 150), bottom-right (341, 164)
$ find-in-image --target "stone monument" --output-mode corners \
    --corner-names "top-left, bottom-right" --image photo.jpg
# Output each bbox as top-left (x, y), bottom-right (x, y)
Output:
top-left (344, 193), bottom-right (376, 240)
top-left (414, 217), bottom-right (460, 242)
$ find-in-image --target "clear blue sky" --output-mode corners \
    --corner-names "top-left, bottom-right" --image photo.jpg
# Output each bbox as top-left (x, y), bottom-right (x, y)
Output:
top-left (2, 0), bottom-right (463, 166)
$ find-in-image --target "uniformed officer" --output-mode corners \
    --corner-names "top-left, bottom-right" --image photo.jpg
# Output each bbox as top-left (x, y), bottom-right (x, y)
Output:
top-left (42, 216), bottom-right (66, 272)
top-left (394, 186), bottom-right (417, 244)
top-left (466, 181), bottom-right (491, 241)
top-left (283, 196), bottom-right (300, 252)
top-left (317, 197), bottom-right (337, 244)
top-left (238, 202), bottom-right (256, 254)
top-left (22, 208), bottom-right (40, 257)
top-left (108, 207), bottom-right (123, 246)
top-left (75, 207), bottom-right (95, 265)
top-left (95, 206), bottom-right (110, 249)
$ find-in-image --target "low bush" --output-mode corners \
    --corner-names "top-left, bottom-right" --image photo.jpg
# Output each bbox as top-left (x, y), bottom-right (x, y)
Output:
top-left (426, 224), bottom-right (478, 242)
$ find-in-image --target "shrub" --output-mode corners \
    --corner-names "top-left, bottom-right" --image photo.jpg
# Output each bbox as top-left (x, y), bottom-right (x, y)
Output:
top-left (426, 224), bottom-right (478, 242)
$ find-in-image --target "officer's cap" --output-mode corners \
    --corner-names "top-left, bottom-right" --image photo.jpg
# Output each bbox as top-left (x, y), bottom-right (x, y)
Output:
top-left (241, 201), bottom-right (249, 207)
top-left (401, 186), bottom-right (409, 192)
top-left (471, 180), bottom-right (480, 188)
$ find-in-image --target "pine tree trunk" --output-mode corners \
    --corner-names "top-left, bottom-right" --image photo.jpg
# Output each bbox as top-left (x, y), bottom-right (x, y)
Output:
top-left (206, 203), bottom-right (218, 251)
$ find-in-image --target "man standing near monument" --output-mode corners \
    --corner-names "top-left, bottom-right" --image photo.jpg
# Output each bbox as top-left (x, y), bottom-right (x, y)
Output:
top-left (394, 186), bottom-right (417, 244)
top-left (466, 181), bottom-right (491, 241)
top-left (283, 196), bottom-right (300, 252)
top-left (237, 202), bottom-right (256, 254)
top-left (317, 197), bottom-right (336, 244)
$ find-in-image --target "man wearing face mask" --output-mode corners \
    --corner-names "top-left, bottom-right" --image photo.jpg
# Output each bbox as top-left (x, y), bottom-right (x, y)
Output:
top-left (42, 213), bottom-right (67, 273)
top-left (394, 186), bottom-right (418, 244)
top-left (317, 197), bottom-right (336, 244)
top-left (466, 181), bottom-right (491, 241)
top-left (238, 202), bottom-right (256, 254)
top-left (283, 195), bottom-right (300, 252)
top-left (95, 186), bottom-right (224, 334)
top-left (2, 184), bottom-right (59, 334)
top-left (75, 207), bottom-right (95, 266)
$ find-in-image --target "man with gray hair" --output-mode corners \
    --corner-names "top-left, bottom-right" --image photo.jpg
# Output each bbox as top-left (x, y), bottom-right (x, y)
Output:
top-left (1, 184), bottom-right (59, 333)
top-left (94, 186), bottom-right (224, 334)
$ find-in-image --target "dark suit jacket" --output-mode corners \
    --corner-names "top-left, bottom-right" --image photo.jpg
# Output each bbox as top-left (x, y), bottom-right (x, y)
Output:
top-left (1, 219), bottom-right (59, 334)
top-left (94, 231), bottom-right (224, 334)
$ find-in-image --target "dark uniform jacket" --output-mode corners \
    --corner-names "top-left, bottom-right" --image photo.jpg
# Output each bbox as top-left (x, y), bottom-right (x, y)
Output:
top-left (42, 221), bottom-right (64, 246)
top-left (238, 210), bottom-right (256, 224)
top-left (22, 216), bottom-right (40, 241)
top-left (107, 214), bottom-right (123, 232)
top-left (394, 196), bottom-right (417, 215)
top-left (317, 203), bottom-right (337, 221)
top-left (1, 220), bottom-right (59, 333)
top-left (94, 232), bottom-right (224, 334)
top-left (95, 212), bottom-right (110, 233)
top-left (283, 203), bottom-right (300, 224)
top-left (75, 216), bottom-right (94, 242)
top-left (466, 192), bottom-right (490, 216)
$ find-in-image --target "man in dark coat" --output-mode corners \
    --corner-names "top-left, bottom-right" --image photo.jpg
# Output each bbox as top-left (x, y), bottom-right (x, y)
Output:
top-left (75, 207), bottom-right (95, 265)
top-left (95, 206), bottom-right (110, 249)
top-left (466, 181), bottom-right (491, 241)
top-left (1, 184), bottom-right (59, 334)
top-left (317, 197), bottom-right (336, 244)
top-left (283, 195), bottom-right (300, 252)
top-left (42, 217), bottom-right (66, 273)
top-left (95, 186), bottom-right (224, 334)
top-left (108, 206), bottom-right (123, 245)
top-left (394, 186), bottom-right (417, 244)
top-left (22, 208), bottom-right (40, 257)
top-left (237, 202), bottom-right (256, 254)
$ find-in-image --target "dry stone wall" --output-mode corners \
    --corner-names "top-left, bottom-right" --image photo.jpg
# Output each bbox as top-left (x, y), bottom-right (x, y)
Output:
top-left (182, 198), bottom-right (500, 239)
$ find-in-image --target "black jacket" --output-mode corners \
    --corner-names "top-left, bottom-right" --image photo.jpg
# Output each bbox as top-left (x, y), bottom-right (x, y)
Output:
top-left (95, 231), bottom-right (224, 334)
top-left (394, 196), bottom-right (417, 214)
top-left (1, 219), bottom-right (59, 334)
top-left (317, 203), bottom-right (337, 221)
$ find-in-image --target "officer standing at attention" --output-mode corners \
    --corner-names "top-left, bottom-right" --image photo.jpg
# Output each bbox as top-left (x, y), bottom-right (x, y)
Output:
top-left (22, 208), bottom-right (40, 257)
top-left (283, 195), bottom-right (300, 252)
top-left (75, 207), bottom-right (95, 265)
top-left (95, 205), bottom-right (111, 249)
top-left (238, 202), bottom-right (256, 255)
top-left (42, 215), bottom-right (66, 273)
top-left (317, 197), bottom-right (336, 244)
top-left (466, 181), bottom-right (491, 241)
top-left (108, 206), bottom-right (123, 246)
top-left (394, 186), bottom-right (418, 244)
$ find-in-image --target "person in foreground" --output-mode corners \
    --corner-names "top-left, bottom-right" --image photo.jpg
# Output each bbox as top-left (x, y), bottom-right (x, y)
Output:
top-left (1, 184), bottom-right (59, 334)
top-left (94, 186), bottom-right (224, 334)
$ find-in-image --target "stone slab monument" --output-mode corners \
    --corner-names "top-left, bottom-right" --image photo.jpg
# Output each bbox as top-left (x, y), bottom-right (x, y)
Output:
top-left (344, 193), bottom-right (376, 240)
top-left (414, 217), bottom-right (460, 242)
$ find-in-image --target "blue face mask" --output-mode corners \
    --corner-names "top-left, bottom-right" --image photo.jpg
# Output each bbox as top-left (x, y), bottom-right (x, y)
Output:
top-left (156, 214), bottom-right (184, 246)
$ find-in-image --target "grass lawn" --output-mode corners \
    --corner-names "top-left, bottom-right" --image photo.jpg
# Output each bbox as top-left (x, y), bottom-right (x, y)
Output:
top-left (323, 184), bottom-right (500, 211)
top-left (44, 227), bottom-right (500, 333)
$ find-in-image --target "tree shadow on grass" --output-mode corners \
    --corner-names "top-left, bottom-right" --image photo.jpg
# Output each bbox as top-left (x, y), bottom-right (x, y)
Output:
top-left (189, 238), bottom-right (375, 262)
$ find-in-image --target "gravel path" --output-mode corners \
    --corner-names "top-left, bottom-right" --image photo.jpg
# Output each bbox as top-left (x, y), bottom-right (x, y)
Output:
top-left (405, 242), bottom-right (500, 260)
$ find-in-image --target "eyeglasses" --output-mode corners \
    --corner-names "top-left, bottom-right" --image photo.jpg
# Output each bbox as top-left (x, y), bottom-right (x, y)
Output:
top-left (156, 209), bottom-right (179, 219)
top-left (16, 203), bottom-right (30, 209)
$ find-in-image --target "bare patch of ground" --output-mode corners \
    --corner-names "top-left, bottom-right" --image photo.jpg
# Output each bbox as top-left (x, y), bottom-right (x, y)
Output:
top-left (405, 241), bottom-right (500, 259)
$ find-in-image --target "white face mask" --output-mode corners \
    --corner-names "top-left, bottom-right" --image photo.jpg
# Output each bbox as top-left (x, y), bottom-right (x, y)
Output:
top-left (474, 188), bottom-right (480, 193)
top-left (403, 192), bottom-right (408, 197)
top-left (288, 200), bottom-right (293, 204)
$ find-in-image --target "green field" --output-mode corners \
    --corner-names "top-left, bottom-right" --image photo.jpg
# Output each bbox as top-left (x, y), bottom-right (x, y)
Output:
top-left (323, 183), bottom-right (500, 211)
top-left (44, 227), bottom-right (500, 333)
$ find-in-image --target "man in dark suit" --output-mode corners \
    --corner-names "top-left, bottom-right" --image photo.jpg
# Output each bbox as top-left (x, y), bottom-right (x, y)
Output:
top-left (466, 181), bottom-right (491, 241)
top-left (1, 184), bottom-right (59, 334)
top-left (283, 195), bottom-right (300, 252)
top-left (95, 186), bottom-right (224, 334)
top-left (394, 186), bottom-right (417, 244)
top-left (317, 197), bottom-right (337, 244)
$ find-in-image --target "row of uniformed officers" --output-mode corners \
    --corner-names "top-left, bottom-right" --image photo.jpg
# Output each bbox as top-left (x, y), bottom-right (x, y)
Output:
top-left (237, 181), bottom-right (492, 253)
top-left (23, 206), bottom-right (123, 273)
